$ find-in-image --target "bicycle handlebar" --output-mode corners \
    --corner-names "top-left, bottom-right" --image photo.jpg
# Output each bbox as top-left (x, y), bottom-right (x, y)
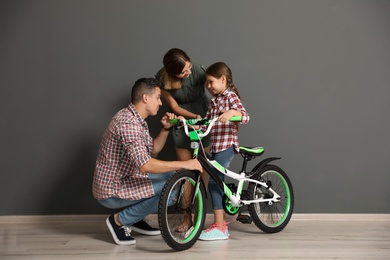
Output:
top-left (169, 116), bottom-right (242, 139)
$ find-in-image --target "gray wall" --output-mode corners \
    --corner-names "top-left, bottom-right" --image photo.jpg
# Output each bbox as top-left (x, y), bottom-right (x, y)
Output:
top-left (1, 0), bottom-right (389, 215)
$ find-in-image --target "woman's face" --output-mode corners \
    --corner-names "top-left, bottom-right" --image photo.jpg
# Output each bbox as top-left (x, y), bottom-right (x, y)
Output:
top-left (175, 61), bottom-right (192, 79)
top-left (205, 74), bottom-right (226, 96)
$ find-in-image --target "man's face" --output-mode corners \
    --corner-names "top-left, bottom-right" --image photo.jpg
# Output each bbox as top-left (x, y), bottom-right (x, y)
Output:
top-left (146, 87), bottom-right (163, 116)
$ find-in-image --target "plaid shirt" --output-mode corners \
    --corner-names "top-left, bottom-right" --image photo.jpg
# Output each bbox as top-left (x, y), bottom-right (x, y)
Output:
top-left (92, 103), bottom-right (154, 200)
top-left (204, 89), bottom-right (249, 153)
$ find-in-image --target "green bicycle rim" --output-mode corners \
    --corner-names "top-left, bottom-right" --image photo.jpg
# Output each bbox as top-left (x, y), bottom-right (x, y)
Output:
top-left (181, 180), bottom-right (204, 243)
top-left (269, 170), bottom-right (291, 227)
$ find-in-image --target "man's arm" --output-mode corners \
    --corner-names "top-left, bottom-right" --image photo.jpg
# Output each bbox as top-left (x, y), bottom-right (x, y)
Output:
top-left (151, 127), bottom-right (170, 157)
top-left (151, 112), bottom-right (177, 157)
top-left (140, 158), bottom-right (202, 174)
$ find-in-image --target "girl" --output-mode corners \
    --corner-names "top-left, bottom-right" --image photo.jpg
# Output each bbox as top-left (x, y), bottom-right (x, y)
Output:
top-left (199, 62), bottom-right (250, 241)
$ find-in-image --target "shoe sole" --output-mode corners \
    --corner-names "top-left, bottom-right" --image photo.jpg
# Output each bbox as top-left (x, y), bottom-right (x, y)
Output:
top-left (198, 236), bottom-right (229, 241)
top-left (198, 230), bottom-right (229, 241)
top-left (131, 226), bottom-right (161, 236)
top-left (106, 217), bottom-right (136, 245)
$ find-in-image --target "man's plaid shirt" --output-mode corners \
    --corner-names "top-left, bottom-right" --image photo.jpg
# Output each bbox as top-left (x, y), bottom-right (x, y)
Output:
top-left (92, 103), bottom-right (154, 200)
top-left (204, 89), bottom-right (249, 153)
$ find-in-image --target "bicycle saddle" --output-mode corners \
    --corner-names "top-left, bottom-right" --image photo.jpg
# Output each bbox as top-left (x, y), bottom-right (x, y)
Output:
top-left (239, 146), bottom-right (264, 157)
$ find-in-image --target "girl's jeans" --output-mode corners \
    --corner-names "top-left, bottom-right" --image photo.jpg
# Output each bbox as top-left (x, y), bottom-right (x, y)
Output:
top-left (209, 145), bottom-right (236, 210)
top-left (98, 172), bottom-right (174, 226)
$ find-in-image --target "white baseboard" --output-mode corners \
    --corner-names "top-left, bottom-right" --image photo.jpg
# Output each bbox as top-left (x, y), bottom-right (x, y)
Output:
top-left (0, 213), bottom-right (389, 223)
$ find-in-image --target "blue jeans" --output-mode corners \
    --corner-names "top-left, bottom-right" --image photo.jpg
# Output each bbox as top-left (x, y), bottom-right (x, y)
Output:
top-left (98, 172), bottom-right (174, 226)
top-left (209, 145), bottom-right (236, 210)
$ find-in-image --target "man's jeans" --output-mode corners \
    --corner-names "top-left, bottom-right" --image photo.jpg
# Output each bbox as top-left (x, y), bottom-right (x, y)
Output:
top-left (98, 172), bottom-right (174, 226)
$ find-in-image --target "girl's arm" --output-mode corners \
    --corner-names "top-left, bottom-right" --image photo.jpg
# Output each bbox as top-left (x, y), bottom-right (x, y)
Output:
top-left (218, 109), bottom-right (242, 122)
top-left (161, 89), bottom-right (200, 119)
top-left (224, 92), bottom-right (250, 124)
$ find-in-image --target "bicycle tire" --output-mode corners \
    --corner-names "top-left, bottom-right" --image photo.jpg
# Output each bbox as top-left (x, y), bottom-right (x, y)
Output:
top-left (248, 164), bottom-right (294, 233)
top-left (158, 170), bottom-right (207, 251)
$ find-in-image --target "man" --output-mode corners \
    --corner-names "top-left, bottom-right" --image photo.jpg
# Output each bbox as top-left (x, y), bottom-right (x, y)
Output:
top-left (92, 78), bottom-right (202, 245)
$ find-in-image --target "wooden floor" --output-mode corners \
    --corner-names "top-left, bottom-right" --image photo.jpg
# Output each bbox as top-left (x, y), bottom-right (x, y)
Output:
top-left (1, 214), bottom-right (389, 259)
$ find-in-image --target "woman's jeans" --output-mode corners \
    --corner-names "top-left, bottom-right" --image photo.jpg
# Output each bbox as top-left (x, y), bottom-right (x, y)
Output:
top-left (209, 145), bottom-right (236, 210)
top-left (98, 172), bottom-right (174, 226)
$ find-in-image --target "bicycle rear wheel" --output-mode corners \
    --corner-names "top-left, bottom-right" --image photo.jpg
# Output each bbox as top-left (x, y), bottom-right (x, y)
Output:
top-left (158, 170), bottom-right (206, 251)
top-left (248, 164), bottom-right (294, 233)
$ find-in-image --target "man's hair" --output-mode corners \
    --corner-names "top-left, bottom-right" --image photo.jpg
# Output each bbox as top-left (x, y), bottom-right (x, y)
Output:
top-left (131, 78), bottom-right (163, 104)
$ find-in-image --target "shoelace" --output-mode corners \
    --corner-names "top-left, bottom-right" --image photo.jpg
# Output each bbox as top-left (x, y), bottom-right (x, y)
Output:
top-left (120, 226), bottom-right (132, 237)
top-left (204, 223), bottom-right (218, 232)
top-left (204, 221), bottom-right (230, 233)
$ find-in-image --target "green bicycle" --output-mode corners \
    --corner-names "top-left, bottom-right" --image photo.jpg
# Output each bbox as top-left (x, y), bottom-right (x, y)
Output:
top-left (158, 116), bottom-right (294, 251)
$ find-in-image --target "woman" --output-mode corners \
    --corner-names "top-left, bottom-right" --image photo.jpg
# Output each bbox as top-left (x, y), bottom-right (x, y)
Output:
top-left (156, 48), bottom-right (210, 231)
top-left (155, 48), bottom-right (210, 160)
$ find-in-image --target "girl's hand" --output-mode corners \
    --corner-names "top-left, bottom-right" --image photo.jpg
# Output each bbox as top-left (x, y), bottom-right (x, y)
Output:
top-left (218, 110), bottom-right (236, 122)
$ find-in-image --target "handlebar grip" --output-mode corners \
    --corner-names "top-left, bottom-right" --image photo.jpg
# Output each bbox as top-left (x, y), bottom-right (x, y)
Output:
top-left (169, 118), bottom-right (200, 125)
top-left (186, 118), bottom-right (203, 125)
top-left (229, 115), bottom-right (242, 122)
top-left (171, 116), bottom-right (240, 124)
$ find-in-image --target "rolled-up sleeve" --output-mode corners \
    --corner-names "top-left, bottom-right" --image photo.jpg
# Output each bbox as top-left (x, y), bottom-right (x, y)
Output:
top-left (229, 92), bottom-right (250, 124)
top-left (121, 123), bottom-right (152, 170)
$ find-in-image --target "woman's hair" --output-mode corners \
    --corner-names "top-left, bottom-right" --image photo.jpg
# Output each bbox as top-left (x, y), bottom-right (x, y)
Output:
top-left (206, 62), bottom-right (241, 98)
top-left (160, 48), bottom-right (191, 90)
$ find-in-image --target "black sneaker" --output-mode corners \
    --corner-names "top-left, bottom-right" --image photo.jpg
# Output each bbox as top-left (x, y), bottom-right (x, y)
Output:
top-left (131, 219), bottom-right (161, 236)
top-left (106, 214), bottom-right (136, 245)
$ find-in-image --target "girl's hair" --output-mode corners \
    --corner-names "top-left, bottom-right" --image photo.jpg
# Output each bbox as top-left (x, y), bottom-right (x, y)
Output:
top-left (160, 48), bottom-right (191, 90)
top-left (205, 62), bottom-right (241, 98)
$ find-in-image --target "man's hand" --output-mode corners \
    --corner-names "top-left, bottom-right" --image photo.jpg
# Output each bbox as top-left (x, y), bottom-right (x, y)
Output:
top-left (160, 112), bottom-right (176, 130)
top-left (183, 159), bottom-right (203, 172)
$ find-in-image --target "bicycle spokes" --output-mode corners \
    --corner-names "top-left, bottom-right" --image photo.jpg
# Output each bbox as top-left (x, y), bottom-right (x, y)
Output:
top-left (248, 165), bottom-right (294, 233)
top-left (158, 171), bottom-right (207, 251)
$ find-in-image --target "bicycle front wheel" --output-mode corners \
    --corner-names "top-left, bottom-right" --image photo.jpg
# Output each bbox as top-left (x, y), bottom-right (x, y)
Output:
top-left (248, 164), bottom-right (294, 233)
top-left (158, 170), bottom-right (206, 251)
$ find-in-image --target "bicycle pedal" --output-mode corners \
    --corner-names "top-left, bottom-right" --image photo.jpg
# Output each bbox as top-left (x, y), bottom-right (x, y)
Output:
top-left (236, 214), bottom-right (252, 224)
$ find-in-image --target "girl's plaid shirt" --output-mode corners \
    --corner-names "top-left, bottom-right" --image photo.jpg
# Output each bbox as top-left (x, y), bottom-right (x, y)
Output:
top-left (204, 89), bottom-right (249, 153)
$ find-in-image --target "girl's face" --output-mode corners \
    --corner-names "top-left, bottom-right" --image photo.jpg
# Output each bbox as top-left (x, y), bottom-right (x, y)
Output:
top-left (205, 74), bottom-right (226, 96)
top-left (175, 61), bottom-right (192, 79)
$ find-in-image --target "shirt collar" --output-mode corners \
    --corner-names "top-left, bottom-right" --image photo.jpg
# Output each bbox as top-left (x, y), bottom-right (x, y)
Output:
top-left (128, 103), bottom-right (148, 127)
top-left (212, 88), bottom-right (229, 101)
